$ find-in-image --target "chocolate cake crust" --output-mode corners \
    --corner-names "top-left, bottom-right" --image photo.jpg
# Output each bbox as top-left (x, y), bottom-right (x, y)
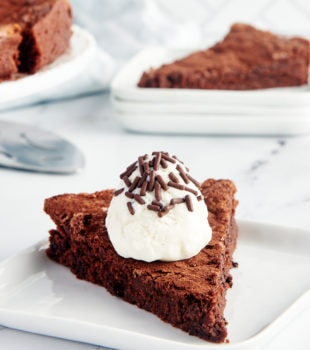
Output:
top-left (44, 179), bottom-right (238, 343)
top-left (138, 23), bottom-right (310, 90)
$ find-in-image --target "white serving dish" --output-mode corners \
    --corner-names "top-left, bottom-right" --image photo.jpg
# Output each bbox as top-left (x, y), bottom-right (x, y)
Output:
top-left (112, 96), bottom-right (310, 135)
top-left (0, 221), bottom-right (309, 350)
top-left (0, 25), bottom-right (96, 105)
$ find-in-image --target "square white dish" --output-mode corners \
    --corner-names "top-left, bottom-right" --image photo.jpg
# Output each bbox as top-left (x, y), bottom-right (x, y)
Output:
top-left (0, 220), bottom-right (309, 350)
top-left (112, 96), bottom-right (310, 135)
top-left (111, 47), bottom-right (310, 135)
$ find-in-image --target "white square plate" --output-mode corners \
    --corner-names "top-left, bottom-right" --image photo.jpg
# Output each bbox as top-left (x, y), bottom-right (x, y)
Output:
top-left (111, 95), bottom-right (310, 135)
top-left (0, 221), bottom-right (309, 350)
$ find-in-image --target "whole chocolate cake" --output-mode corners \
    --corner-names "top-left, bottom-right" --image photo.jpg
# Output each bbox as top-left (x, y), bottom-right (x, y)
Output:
top-left (0, 0), bottom-right (72, 81)
top-left (138, 23), bottom-right (310, 90)
top-left (44, 152), bottom-right (238, 343)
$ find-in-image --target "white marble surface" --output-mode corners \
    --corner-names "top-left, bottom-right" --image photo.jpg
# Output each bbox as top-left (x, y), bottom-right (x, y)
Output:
top-left (0, 0), bottom-right (310, 348)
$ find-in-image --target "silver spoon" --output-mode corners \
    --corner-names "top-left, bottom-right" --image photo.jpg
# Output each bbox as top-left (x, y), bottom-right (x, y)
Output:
top-left (0, 121), bottom-right (84, 174)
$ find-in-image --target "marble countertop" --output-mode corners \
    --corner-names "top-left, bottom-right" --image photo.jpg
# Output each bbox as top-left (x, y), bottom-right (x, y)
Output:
top-left (1, 0), bottom-right (310, 348)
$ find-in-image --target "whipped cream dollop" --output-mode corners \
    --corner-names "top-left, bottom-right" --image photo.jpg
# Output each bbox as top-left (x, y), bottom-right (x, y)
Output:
top-left (106, 152), bottom-right (212, 262)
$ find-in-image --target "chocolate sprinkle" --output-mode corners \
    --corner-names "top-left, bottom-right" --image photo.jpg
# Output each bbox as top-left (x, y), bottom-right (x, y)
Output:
top-left (179, 172), bottom-right (189, 184)
top-left (170, 198), bottom-right (185, 204)
top-left (120, 161), bottom-right (137, 179)
top-left (155, 181), bottom-right (162, 201)
top-left (114, 188), bottom-right (124, 196)
top-left (138, 156), bottom-right (145, 175)
top-left (123, 176), bottom-right (131, 187)
top-left (165, 204), bottom-right (175, 212)
top-left (185, 195), bottom-right (194, 212)
top-left (168, 181), bottom-right (185, 191)
top-left (156, 174), bottom-right (168, 190)
top-left (169, 172), bottom-right (179, 183)
top-left (148, 170), bottom-right (155, 191)
top-left (147, 204), bottom-right (161, 212)
top-left (138, 172), bottom-right (148, 187)
top-left (127, 202), bottom-right (135, 215)
top-left (158, 203), bottom-right (174, 217)
top-left (158, 209), bottom-right (168, 217)
top-left (161, 153), bottom-right (177, 163)
top-left (152, 200), bottom-right (163, 208)
top-left (187, 174), bottom-right (201, 188)
top-left (160, 158), bottom-right (168, 169)
top-left (140, 181), bottom-right (148, 196)
top-left (125, 191), bottom-right (134, 199)
top-left (184, 186), bottom-right (199, 196)
top-left (143, 161), bottom-right (150, 174)
top-left (176, 164), bottom-right (190, 184)
top-left (129, 176), bottom-right (140, 192)
top-left (232, 261), bottom-right (239, 268)
top-left (153, 152), bottom-right (161, 171)
top-left (134, 194), bottom-right (145, 205)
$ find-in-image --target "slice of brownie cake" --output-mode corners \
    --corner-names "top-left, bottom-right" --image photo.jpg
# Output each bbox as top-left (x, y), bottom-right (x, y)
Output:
top-left (138, 23), bottom-right (310, 90)
top-left (44, 177), bottom-right (238, 343)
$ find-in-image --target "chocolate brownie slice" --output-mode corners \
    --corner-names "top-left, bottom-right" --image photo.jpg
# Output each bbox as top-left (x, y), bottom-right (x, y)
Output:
top-left (138, 23), bottom-right (310, 90)
top-left (44, 179), bottom-right (238, 343)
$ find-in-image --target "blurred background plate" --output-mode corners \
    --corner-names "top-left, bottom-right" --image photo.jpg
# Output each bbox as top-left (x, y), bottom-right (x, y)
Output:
top-left (113, 107), bottom-right (310, 135)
